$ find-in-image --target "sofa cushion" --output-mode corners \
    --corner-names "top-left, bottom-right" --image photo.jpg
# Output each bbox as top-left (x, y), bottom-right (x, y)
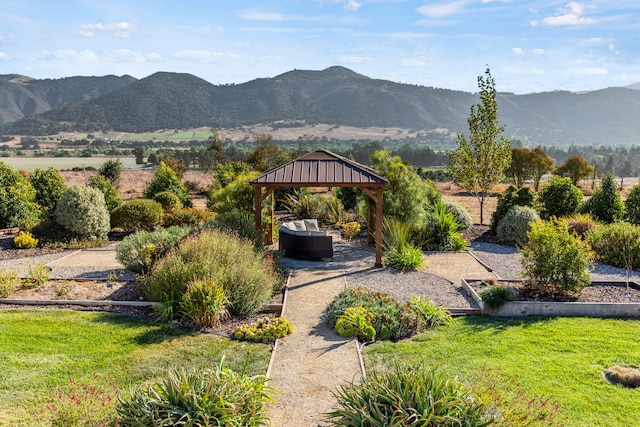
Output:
top-left (304, 219), bottom-right (320, 232)
top-left (280, 222), bottom-right (294, 232)
top-left (292, 220), bottom-right (306, 231)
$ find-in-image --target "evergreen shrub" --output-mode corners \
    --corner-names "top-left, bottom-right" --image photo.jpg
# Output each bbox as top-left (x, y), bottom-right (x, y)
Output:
top-left (496, 206), bottom-right (540, 246)
top-left (580, 173), bottom-right (624, 223)
top-left (490, 185), bottom-right (535, 232)
top-left (111, 199), bottom-right (164, 232)
top-left (537, 177), bottom-right (583, 220)
top-left (54, 185), bottom-right (110, 240)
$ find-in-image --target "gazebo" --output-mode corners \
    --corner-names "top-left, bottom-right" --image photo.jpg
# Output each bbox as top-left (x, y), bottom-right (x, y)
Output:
top-left (250, 149), bottom-right (388, 267)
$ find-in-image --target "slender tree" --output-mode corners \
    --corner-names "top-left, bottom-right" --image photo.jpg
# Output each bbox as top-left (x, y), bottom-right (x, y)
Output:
top-left (505, 147), bottom-right (532, 188)
top-left (530, 146), bottom-right (554, 191)
top-left (447, 67), bottom-right (512, 224)
top-left (555, 155), bottom-right (593, 186)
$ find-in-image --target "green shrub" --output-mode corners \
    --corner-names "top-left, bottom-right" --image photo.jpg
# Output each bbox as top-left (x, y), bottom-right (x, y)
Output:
top-left (385, 244), bottom-right (424, 271)
top-left (334, 186), bottom-right (361, 211)
top-left (335, 306), bottom-right (377, 342)
top-left (444, 200), bottom-right (473, 231)
top-left (178, 278), bottom-right (229, 328)
top-left (111, 199), bottom-right (164, 232)
top-left (625, 184), bottom-right (640, 225)
top-left (98, 158), bottom-right (123, 184)
top-left (152, 190), bottom-right (182, 213)
top-left (145, 228), bottom-right (279, 317)
top-left (0, 268), bottom-right (21, 297)
top-left (520, 218), bottom-right (593, 296)
top-left (341, 221), bottom-right (361, 240)
top-left (580, 173), bottom-right (624, 223)
top-left (13, 230), bottom-right (38, 249)
top-left (25, 261), bottom-right (50, 288)
top-left (585, 222), bottom-right (640, 269)
top-left (538, 177), bottom-right (583, 220)
top-left (29, 167), bottom-right (66, 219)
top-left (116, 364), bottom-right (277, 426)
top-left (0, 162), bottom-right (41, 228)
top-left (207, 169), bottom-right (259, 214)
top-left (163, 207), bottom-right (214, 228)
top-left (490, 185), bottom-right (536, 233)
top-left (143, 161), bottom-right (191, 207)
top-left (234, 316), bottom-right (293, 343)
top-left (408, 296), bottom-right (452, 328)
top-left (115, 226), bottom-right (191, 274)
top-left (54, 185), bottom-right (110, 240)
top-left (496, 206), bottom-right (540, 246)
top-left (327, 362), bottom-right (487, 426)
top-left (564, 213), bottom-right (600, 238)
top-left (207, 209), bottom-right (262, 244)
top-left (279, 189), bottom-right (327, 220)
top-left (88, 174), bottom-right (122, 213)
top-left (420, 200), bottom-right (468, 251)
top-left (478, 286), bottom-right (515, 309)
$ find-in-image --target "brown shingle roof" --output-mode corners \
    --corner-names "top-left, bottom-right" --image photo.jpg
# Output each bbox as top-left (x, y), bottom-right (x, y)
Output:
top-left (250, 149), bottom-right (387, 187)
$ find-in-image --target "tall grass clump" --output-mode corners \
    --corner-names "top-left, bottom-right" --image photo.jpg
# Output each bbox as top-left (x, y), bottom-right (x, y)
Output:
top-left (382, 217), bottom-right (423, 271)
top-left (115, 226), bottom-right (191, 274)
top-left (145, 228), bottom-right (280, 319)
top-left (326, 362), bottom-right (487, 426)
top-left (421, 200), bottom-right (468, 251)
top-left (116, 363), bottom-right (277, 426)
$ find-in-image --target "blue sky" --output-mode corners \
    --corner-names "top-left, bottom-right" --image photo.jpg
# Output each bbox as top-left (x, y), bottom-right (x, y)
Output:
top-left (0, 0), bottom-right (638, 94)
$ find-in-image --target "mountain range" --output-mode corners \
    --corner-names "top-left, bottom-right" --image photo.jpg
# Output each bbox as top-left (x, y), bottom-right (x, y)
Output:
top-left (2, 66), bottom-right (640, 146)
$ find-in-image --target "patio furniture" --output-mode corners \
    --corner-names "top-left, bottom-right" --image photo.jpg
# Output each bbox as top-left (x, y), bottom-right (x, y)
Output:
top-left (279, 219), bottom-right (333, 260)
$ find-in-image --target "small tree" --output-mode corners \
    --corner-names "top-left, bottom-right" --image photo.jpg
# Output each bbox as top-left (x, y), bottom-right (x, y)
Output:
top-left (580, 173), bottom-right (624, 223)
top-left (143, 162), bottom-right (190, 207)
top-left (447, 67), bottom-right (512, 224)
top-left (89, 174), bottom-right (122, 213)
top-left (530, 146), bottom-right (554, 191)
top-left (625, 185), bottom-right (640, 225)
top-left (30, 167), bottom-right (66, 219)
top-left (0, 162), bottom-right (41, 228)
top-left (554, 155), bottom-right (593, 186)
top-left (505, 147), bottom-right (532, 188)
top-left (538, 177), bottom-right (583, 220)
top-left (98, 159), bottom-right (124, 184)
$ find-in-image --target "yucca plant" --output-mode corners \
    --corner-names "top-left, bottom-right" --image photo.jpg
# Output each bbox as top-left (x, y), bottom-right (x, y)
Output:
top-left (422, 200), bottom-right (468, 251)
top-left (383, 217), bottom-right (424, 271)
top-left (326, 362), bottom-right (489, 426)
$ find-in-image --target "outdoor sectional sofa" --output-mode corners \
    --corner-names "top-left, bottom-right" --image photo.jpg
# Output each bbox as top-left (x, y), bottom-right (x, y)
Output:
top-left (279, 219), bottom-right (333, 260)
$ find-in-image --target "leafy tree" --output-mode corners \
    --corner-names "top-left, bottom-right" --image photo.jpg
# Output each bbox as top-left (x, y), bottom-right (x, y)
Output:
top-left (505, 147), bottom-right (532, 188)
top-left (490, 185), bottom-right (535, 233)
top-left (98, 159), bottom-right (124, 184)
top-left (371, 150), bottom-right (440, 223)
top-left (625, 185), bottom-right (640, 225)
top-left (161, 156), bottom-right (187, 179)
top-left (207, 170), bottom-right (260, 214)
top-left (538, 177), bottom-right (583, 220)
top-left (133, 147), bottom-right (146, 165)
top-left (554, 155), bottom-right (593, 186)
top-left (89, 174), bottom-right (122, 213)
top-left (29, 167), bottom-right (66, 219)
top-left (447, 67), bottom-right (512, 224)
top-left (530, 146), bottom-right (555, 191)
top-left (0, 162), bottom-right (41, 228)
top-left (206, 128), bottom-right (225, 166)
top-left (143, 162), bottom-right (191, 207)
top-left (580, 173), bottom-right (624, 223)
top-left (245, 133), bottom-right (292, 172)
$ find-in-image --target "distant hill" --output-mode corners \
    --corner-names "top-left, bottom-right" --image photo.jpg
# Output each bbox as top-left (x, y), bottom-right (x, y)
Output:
top-left (2, 67), bottom-right (640, 146)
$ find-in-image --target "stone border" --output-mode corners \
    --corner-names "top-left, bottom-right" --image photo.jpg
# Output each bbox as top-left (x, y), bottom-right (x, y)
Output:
top-left (267, 273), bottom-right (292, 379)
top-left (462, 278), bottom-right (640, 317)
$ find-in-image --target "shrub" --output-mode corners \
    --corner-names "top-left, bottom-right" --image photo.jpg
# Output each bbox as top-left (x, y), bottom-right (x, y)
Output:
top-left (496, 206), bottom-right (540, 246)
top-left (334, 186), bottom-right (361, 211)
top-left (420, 200), bottom-right (468, 251)
top-left (29, 167), bottom-right (66, 219)
top-left (444, 200), bottom-right (473, 231)
top-left (0, 268), bottom-right (20, 297)
top-left (625, 184), bottom-right (640, 225)
top-left (145, 228), bottom-right (280, 317)
top-left (580, 173), bottom-right (624, 223)
top-left (116, 364), bottom-right (277, 426)
top-left (0, 161), bottom-right (41, 228)
top-left (115, 226), bottom-right (191, 273)
top-left (478, 286), bottom-right (515, 309)
top-left (585, 222), bottom-right (640, 269)
top-left (341, 221), bottom-right (361, 240)
top-left (335, 306), bottom-right (377, 341)
top-left (564, 213), bottom-right (600, 238)
top-left (207, 169), bottom-right (259, 214)
top-left (538, 177), bottom-right (583, 220)
top-left (178, 278), bottom-right (229, 328)
top-left (490, 185), bottom-right (535, 232)
top-left (13, 230), bottom-right (38, 249)
top-left (143, 161), bottom-right (191, 207)
top-left (163, 207), bottom-right (214, 228)
top-left (152, 190), bottom-right (182, 213)
top-left (327, 362), bottom-right (487, 426)
top-left (54, 185), bottom-right (110, 240)
top-left (88, 174), bottom-right (122, 213)
top-left (111, 199), bottom-right (164, 232)
top-left (279, 189), bottom-right (327, 220)
top-left (207, 209), bottom-right (262, 244)
top-left (408, 296), bottom-right (452, 328)
top-left (98, 158), bottom-right (123, 184)
top-left (385, 244), bottom-right (424, 271)
top-left (520, 218), bottom-right (593, 296)
top-left (234, 316), bottom-right (293, 343)
top-left (44, 378), bottom-right (118, 427)
top-left (25, 261), bottom-right (50, 288)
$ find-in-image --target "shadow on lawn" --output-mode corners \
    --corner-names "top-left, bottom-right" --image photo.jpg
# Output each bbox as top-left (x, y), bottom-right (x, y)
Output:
top-left (89, 311), bottom-right (199, 345)
top-left (456, 315), bottom-right (558, 332)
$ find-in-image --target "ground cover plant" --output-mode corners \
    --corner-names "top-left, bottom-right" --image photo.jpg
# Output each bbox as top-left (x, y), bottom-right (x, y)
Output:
top-left (365, 316), bottom-right (640, 426)
top-left (0, 309), bottom-right (271, 425)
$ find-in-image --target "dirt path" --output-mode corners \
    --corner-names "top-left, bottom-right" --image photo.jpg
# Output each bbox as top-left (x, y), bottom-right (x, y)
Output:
top-left (266, 267), bottom-right (364, 427)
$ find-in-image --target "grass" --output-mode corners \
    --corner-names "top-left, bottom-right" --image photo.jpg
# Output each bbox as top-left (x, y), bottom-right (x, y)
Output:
top-left (0, 309), bottom-right (271, 425)
top-left (365, 316), bottom-right (640, 427)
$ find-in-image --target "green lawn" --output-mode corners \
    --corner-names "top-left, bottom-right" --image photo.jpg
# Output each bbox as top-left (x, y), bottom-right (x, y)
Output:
top-left (0, 309), bottom-right (271, 425)
top-left (365, 316), bottom-right (640, 427)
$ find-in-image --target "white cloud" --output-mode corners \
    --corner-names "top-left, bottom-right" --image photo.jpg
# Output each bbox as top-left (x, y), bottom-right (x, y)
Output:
top-left (384, 32), bottom-right (433, 40)
top-left (344, 0), bottom-right (361, 11)
top-left (108, 49), bottom-right (145, 63)
top-left (337, 55), bottom-right (370, 63)
top-left (582, 37), bottom-right (606, 46)
top-left (237, 10), bottom-right (286, 21)
top-left (533, 2), bottom-right (596, 27)
top-left (512, 47), bottom-right (524, 55)
top-left (0, 52), bottom-right (10, 61)
top-left (416, 1), bottom-right (469, 18)
top-left (37, 49), bottom-right (99, 61)
top-left (80, 22), bottom-right (137, 38)
top-left (259, 55), bottom-right (283, 62)
top-left (567, 67), bottom-right (608, 76)
top-left (170, 50), bottom-right (240, 63)
top-left (532, 48), bottom-right (545, 55)
top-left (147, 52), bottom-right (162, 61)
top-left (79, 31), bottom-right (94, 38)
top-left (402, 58), bottom-right (425, 67)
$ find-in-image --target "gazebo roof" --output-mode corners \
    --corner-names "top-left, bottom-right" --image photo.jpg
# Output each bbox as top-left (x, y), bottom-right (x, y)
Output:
top-left (250, 149), bottom-right (387, 187)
